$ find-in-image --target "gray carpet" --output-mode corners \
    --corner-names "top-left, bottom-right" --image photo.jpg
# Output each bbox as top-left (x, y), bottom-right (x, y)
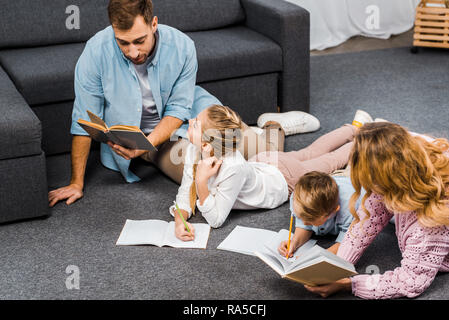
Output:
top-left (1, 46), bottom-right (449, 300)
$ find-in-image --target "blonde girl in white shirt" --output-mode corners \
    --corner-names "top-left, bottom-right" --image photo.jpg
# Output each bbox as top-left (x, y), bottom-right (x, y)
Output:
top-left (170, 105), bottom-right (358, 241)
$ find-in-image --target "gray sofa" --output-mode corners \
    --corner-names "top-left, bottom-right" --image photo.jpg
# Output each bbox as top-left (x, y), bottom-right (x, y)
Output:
top-left (0, 0), bottom-right (310, 223)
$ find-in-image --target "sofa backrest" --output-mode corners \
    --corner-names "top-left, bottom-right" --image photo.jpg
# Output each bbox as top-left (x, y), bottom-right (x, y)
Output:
top-left (154, 0), bottom-right (245, 32)
top-left (0, 0), bottom-right (245, 49)
top-left (0, 0), bottom-right (110, 49)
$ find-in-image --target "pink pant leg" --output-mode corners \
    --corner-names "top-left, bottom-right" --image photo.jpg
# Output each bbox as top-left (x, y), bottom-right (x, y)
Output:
top-left (249, 124), bottom-right (356, 195)
top-left (287, 124), bottom-right (356, 161)
top-left (276, 141), bottom-right (354, 194)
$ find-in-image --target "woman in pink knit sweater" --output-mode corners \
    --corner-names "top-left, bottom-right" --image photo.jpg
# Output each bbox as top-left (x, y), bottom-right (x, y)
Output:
top-left (305, 122), bottom-right (449, 299)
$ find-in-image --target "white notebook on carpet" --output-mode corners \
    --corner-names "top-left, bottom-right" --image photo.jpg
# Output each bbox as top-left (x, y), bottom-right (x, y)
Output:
top-left (217, 225), bottom-right (316, 257)
top-left (116, 219), bottom-right (211, 249)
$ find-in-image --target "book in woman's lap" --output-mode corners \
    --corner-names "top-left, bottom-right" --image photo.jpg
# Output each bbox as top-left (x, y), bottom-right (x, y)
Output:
top-left (116, 219), bottom-right (211, 249)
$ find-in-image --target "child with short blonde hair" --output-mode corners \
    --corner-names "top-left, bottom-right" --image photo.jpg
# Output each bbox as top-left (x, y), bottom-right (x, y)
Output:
top-left (278, 171), bottom-right (363, 257)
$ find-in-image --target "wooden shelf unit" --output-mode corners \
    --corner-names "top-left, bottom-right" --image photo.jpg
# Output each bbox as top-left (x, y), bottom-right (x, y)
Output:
top-left (413, 0), bottom-right (449, 49)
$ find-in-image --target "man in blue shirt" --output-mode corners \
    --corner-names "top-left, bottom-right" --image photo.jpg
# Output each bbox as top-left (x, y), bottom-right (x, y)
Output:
top-left (48, 0), bottom-right (222, 206)
top-left (48, 0), bottom-right (287, 207)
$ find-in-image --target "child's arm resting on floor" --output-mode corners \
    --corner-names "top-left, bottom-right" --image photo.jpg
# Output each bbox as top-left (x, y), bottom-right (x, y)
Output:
top-left (278, 227), bottom-right (313, 258)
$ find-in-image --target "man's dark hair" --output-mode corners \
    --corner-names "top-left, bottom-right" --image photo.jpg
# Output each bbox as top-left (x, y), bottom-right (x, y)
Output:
top-left (108, 0), bottom-right (154, 30)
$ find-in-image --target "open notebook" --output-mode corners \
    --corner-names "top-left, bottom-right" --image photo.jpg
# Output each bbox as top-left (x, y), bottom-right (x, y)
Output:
top-left (116, 219), bottom-right (211, 249)
top-left (255, 244), bottom-right (358, 286)
top-left (217, 226), bottom-right (317, 257)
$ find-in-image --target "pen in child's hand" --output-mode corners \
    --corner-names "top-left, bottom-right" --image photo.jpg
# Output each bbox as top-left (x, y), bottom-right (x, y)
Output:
top-left (174, 201), bottom-right (191, 233)
top-left (286, 215), bottom-right (293, 258)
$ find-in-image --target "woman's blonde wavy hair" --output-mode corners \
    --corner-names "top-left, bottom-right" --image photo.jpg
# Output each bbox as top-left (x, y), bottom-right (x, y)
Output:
top-left (189, 105), bottom-right (243, 215)
top-left (349, 122), bottom-right (449, 229)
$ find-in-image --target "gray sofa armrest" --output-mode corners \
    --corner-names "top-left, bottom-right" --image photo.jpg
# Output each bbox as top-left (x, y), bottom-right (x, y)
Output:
top-left (0, 66), bottom-right (42, 160)
top-left (241, 0), bottom-right (310, 112)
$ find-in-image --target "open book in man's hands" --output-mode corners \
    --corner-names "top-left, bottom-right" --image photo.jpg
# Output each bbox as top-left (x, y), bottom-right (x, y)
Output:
top-left (77, 110), bottom-right (157, 151)
top-left (255, 242), bottom-right (358, 286)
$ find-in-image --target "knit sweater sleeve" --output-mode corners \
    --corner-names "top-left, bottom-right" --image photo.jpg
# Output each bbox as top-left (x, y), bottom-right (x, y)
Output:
top-left (350, 224), bottom-right (449, 299)
top-left (337, 193), bottom-right (394, 264)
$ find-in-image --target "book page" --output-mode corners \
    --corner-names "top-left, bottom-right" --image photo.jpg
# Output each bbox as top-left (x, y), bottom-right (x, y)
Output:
top-left (116, 219), bottom-right (168, 246)
top-left (162, 222), bottom-right (211, 249)
top-left (78, 119), bottom-right (106, 132)
top-left (87, 110), bottom-right (107, 129)
top-left (267, 229), bottom-right (317, 257)
top-left (285, 245), bottom-right (356, 274)
top-left (109, 125), bottom-right (141, 131)
top-left (78, 121), bottom-right (110, 144)
top-left (284, 245), bottom-right (324, 272)
top-left (254, 251), bottom-right (287, 276)
top-left (303, 245), bottom-right (356, 272)
top-left (263, 229), bottom-right (317, 270)
top-left (217, 226), bottom-right (278, 256)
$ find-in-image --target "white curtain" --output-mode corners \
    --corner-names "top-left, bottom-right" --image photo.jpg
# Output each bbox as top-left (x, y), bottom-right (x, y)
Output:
top-left (285, 0), bottom-right (421, 50)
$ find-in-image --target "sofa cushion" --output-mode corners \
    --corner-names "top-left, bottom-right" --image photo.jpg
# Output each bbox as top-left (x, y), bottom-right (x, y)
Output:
top-left (0, 0), bottom-right (110, 49)
top-left (0, 67), bottom-right (42, 160)
top-left (0, 43), bottom-right (86, 105)
top-left (201, 73), bottom-right (279, 125)
top-left (0, 0), bottom-right (244, 49)
top-left (190, 26), bottom-right (283, 83)
top-left (0, 26), bottom-right (282, 106)
top-left (153, 0), bottom-right (245, 32)
top-left (0, 152), bottom-right (49, 223)
top-left (32, 101), bottom-right (77, 156)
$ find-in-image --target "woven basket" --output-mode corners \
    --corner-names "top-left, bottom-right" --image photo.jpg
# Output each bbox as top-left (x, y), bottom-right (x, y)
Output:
top-left (413, 0), bottom-right (449, 49)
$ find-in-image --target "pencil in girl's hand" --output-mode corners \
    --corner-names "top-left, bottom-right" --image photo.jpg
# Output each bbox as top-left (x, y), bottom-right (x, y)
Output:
top-left (286, 214), bottom-right (294, 258)
top-left (174, 201), bottom-right (191, 233)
